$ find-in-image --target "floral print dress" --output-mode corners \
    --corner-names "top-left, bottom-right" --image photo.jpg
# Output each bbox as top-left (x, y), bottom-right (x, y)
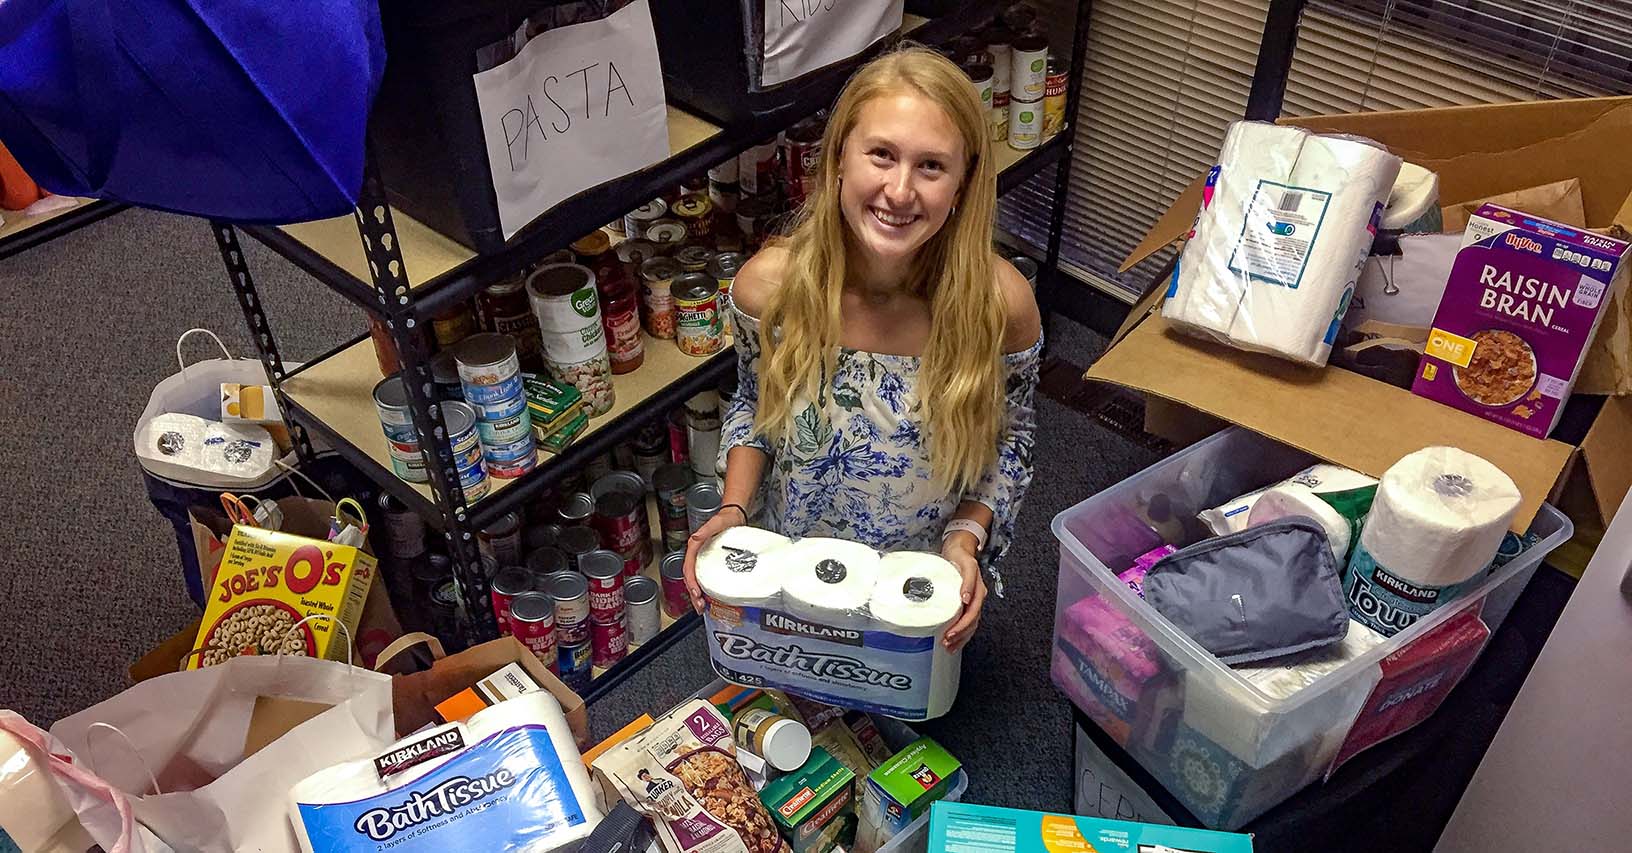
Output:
top-left (718, 305), bottom-right (1041, 594)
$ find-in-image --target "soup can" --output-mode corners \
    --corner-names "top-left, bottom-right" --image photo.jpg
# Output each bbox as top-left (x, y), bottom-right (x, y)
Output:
top-left (547, 570), bottom-right (591, 646)
top-left (675, 244), bottom-right (713, 275)
top-left (673, 273), bottom-right (723, 357)
top-left (591, 614), bottom-right (629, 669)
top-left (1043, 55), bottom-right (1068, 137)
top-left (739, 139), bottom-right (779, 197)
top-left (592, 472), bottom-right (650, 556)
top-left (527, 263), bottom-right (614, 416)
top-left (478, 512), bottom-right (524, 567)
top-left (625, 576), bottom-right (661, 646)
top-left (660, 551), bottom-right (689, 617)
top-left (633, 420), bottom-right (669, 493)
top-left (1008, 97), bottom-right (1042, 150)
top-left (490, 566), bottom-right (538, 636)
top-left (672, 194), bottom-right (714, 241)
top-left (654, 463), bottom-right (692, 552)
top-left (594, 490), bottom-right (647, 577)
top-left (557, 525), bottom-right (601, 572)
top-left (557, 491), bottom-right (595, 527)
top-left (509, 591), bottom-right (558, 673)
top-left (1010, 33), bottom-right (1048, 101)
top-left (557, 641), bottom-right (593, 692)
top-left (639, 256), bottom-right (681, 340)
top-left (527, 546), bottom-right (569, 577)
top-left (623, 199), bottom-right (667, 242)
top-left (687, 481), bottom-right (722, 532)
top-left (581, 549), bottom-right (626, 622)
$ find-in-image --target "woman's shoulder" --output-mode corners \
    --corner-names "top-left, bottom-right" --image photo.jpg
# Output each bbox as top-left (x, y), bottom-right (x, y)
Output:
top-left (993, 256), bottom-right (1042, 354)
top-left (732, 246), bottom-right (791, 318)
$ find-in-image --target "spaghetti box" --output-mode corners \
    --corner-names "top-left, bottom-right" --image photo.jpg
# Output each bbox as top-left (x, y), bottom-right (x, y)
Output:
top-left (929, 801), bottom-right (1255, 853)
top-left (759, 748), bottom-right (857, 853)
top-left (863, 738), bottom-right (960, 839)
top-left (1413, 203), bottom-right (1631, 438)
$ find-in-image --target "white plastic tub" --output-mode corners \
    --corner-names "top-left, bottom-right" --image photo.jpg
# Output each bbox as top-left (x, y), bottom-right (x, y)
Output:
top-left (1049, 428), bottom-right (1571, 829)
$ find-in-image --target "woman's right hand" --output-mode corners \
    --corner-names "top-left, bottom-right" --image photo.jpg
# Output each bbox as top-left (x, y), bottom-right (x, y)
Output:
top-left (682, 504), bottom-right (749, 613)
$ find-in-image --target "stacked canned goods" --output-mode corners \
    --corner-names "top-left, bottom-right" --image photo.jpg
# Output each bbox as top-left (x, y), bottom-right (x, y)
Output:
top-left (528, 263), bottom-right (615, 416)
top-left (1008, 32), bottom-right (1048, 150)
top-left (373, 375), bottom-right (489, 500)
top-left (509, 591), bottom-right (558, 673)
top-left (581, 549), bottom-right (629, 670)
top-left (591, 470), bottom-right (652, 575)
top-left (654, 463), bottom-right (693, 554)
top-left (456, 333), bottom-right (537, 479)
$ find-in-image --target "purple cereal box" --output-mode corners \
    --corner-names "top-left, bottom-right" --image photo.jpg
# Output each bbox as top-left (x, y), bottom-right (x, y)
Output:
top-left (1412, 203), bottom-right (1630, 438)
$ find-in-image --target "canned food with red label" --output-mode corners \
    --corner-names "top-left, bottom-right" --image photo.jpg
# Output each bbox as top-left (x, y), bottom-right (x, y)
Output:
top-left (600, 281), bottom-right (644, 375)
top-left (660, 551), bottom-right (689, 617)
top-left (1044, 55), bottom-right (1068, 137)
top-left (591, 614), bottom-right (629, 669)
top-left (509, 592), bottom-right (558, 672)
top-left (673, 273), bottom-right (723, 356)
top-left (581, 549), bottom-right (626, 621)
top-left (546, 570), bottom-right (591, 646)
top-left (490, 566), bottom-right (537, 636)
top-left (594, 491), bottom-right (646, 576)
top-left (667, 408), bottom-right (689, 466)
top-left (639, 256), bottom-right (680, 340)
top-left (591, 471), bottom-right (650, 565)
top-left (738, 139), bottom-right (779, 197)
top-left (783, 118), bottom-right (824, 208)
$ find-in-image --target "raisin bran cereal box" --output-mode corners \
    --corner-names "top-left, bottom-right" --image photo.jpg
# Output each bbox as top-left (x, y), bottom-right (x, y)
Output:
top-left (1413, 203), bottom-right (1631, 438)
top-left (189, 525), bottom-right (376, 669)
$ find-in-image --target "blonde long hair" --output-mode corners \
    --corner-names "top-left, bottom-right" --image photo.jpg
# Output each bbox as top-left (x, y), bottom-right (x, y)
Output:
top-left (756, 46), bottom-right (1006, 492)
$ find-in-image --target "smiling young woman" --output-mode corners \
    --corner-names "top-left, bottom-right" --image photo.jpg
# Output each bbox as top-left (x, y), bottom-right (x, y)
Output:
top-left (682, 46), bottom-right (1042, 652)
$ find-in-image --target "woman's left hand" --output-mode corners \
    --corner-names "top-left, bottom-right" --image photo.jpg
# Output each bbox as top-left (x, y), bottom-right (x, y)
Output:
top-left (941, 532), bottom-right (985, 652)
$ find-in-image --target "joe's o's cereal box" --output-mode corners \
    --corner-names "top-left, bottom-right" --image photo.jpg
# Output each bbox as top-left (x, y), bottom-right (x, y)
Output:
top-left (188, 525), bottom-right (375, 669)
top-left (1413, 203), bottom-right (1630, 438)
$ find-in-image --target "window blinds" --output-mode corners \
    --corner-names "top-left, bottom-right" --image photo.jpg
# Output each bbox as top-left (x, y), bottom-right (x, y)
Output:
top-left (1005, 0), bottom-right (1631, 304)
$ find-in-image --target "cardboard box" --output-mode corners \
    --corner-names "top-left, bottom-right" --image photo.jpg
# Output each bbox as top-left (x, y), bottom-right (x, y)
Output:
top-left (760, 748), bottom-right (858, 853)
top-left (929, 802), bottom-right (1255, 853)
top-left (861, 738), bottom-right (960, 841)
top-left (1097, 96), bottom-right (1632, 529)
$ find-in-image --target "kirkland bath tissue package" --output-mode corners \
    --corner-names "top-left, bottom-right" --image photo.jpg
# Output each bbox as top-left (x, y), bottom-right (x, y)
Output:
top-left (698, 529), bottom-right (964, 720)
top-left (288, 692), bottom-right (602, 852)
top-left (1164, 120), bottom-right (1403, 366)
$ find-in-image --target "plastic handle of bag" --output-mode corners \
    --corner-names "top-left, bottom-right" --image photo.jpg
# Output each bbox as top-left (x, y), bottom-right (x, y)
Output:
top-left (83, 722), bottom-right (162, 796)
top-left (373, 632), bottom-right (447, 673)
top-left (283, 614), bottom-right (356, 670)
top-left (175, 328), bottom-right (234, 377)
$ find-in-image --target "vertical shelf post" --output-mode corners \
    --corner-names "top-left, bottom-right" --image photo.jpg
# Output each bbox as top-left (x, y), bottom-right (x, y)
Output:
top-left (1035, 0), bottom-right (1095, 341)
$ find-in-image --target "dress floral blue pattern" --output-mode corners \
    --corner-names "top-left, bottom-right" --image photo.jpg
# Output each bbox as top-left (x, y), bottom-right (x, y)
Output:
top-left (718, 304), bottom-right (1041, 595)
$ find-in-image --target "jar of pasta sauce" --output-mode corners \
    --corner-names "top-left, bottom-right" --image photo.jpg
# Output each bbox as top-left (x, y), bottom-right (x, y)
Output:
top-left (639, 256), bottom-right (681, 340)
top-left (600, 280), bottom-right (644, 374)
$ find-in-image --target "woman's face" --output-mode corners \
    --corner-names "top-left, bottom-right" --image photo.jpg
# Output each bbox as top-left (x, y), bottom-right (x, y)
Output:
top-left (838, 91), bottom-right (967, 267)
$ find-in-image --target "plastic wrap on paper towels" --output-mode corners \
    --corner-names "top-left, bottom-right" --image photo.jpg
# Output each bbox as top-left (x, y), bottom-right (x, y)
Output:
top-left (1163, 121), bottom-right (1404, 366)
top-left (289, 692), bottom-right (602, 853)
top-left (698, 527), bottom-right (963, 720)
top-left (1198, 463), bottom-right (1377, 538)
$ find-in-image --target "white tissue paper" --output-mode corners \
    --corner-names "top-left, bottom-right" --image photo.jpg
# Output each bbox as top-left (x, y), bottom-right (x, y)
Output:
top-left (1346, 231), bottom-right (1461, 340)
top-left (1164, 121), bottom-right (1403, 366)
top-left (869, 552), bottom-right (964, 636)
top-left (289, 691), bottom-right (601, 853)
top-left (695, 527), bottom-right (793, 607)
top-left (1198, 463), bottom-right (1377, 537)
top-left (135, 413), bottom-right (277, 482)
top-left (1246, 483), bottom-right (1352, 560)
top-left (1344, 447), bottom-right (1521, 636)
top-left (779, 537), bottom-right (883, 623)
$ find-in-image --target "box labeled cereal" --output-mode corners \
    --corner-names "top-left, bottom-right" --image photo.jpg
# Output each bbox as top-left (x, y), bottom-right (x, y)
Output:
top-left (189, 525), bottom-right (376, 669)
top-left (1413, 203), bottom-right (1631, 438)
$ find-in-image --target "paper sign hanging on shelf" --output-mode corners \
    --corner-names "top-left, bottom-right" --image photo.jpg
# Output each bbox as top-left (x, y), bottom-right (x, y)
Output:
top-left (473, 0), bottom-right (669, 240)
top-left (759, 0), bottom-right (904, 89)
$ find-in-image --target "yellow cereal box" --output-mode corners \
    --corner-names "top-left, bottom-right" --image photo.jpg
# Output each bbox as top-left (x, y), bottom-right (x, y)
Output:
top-left (189, 525), bottom-right (376, 669)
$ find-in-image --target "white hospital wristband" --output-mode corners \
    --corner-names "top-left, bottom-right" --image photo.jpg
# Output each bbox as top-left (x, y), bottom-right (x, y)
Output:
top-left (942, 519), bottom-right (988, 553)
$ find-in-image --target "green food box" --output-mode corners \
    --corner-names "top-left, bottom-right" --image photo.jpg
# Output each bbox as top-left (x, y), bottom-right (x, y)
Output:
top-left (759, 748), bottom-right (857, 853)
top-left (863, 737), bottom-right (960, 839)
top-left (538, 410), bottom-right (589, 452)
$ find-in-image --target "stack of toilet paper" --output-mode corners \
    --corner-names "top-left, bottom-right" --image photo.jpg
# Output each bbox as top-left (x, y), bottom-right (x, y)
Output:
top-left (696, 527), bottom-right (965, 720)
top-left (1164, 121), bottom-right (1403, 366)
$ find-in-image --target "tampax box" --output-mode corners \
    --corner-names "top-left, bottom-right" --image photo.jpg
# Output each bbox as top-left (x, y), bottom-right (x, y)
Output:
top-left (1413, 203), bottom-right (1631, 438)
top-left (928, 801), bottom-right (1255, 853)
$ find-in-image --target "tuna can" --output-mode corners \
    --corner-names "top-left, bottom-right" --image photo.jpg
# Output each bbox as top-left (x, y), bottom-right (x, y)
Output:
top-left (1008, 97), bottom-right (1042, 150)
top-left (660, 551), bottom-right (689, 617)
top-left (454, 333), bottom-right (524, 406)
top-left (429, 350), bottom-right (464, 402)
top-left (633, 420), bottom-right (669, 493)
top-left (581, 549), bottom-right (626, 622)
top-left (478, 512), bottom-right (524, 568)
top-left (667, 408), bottom-right (690, 466)
top-left (490, 565), bottom-right (537, 636)
top-left (557, 641), bottom-right (593, 692)
top-left (372, 374), bottom-right (418, 444)
top-left (445, 401), bottom-right (488, 499)
top-left (644, 219), bottom-right (688, 255)
top-left (1043, 55), bottom-right (1068, 137)
top-left (624, 576), bottom-right (661, 645)
top-left (1010, 32), bottom-right (1048, 101)
top-left (623, 199), bottom-right (667, 242)
top-left (675, 244), bottom-right (713, 275)
top-left (485, 451), bottom-right (536, 481)
top-left (509, 592), bottom-right (558, 672)
top-left (558, 525), bottom-right (602, 572)
top-left (639, 256), bottom-right (681, 340)
top-left (673, 273), bottom-right (723, 357)
top-left (557, 491), bottom-right (596, 527)
top-left (527, 546), bottom-right (569, 577)
top-left (686, 481), bottom-right (722, 532)
top-left (547, 570), bottom-right (591, 646)
top-left (672, 194), bottom-right (714, 241)
top-left (594, 490), bottom-right (648, 577)
top-left (591, 614), bottom-right (629, 669)
top-left (527, 263), bottom-right (614, 417)
top-left (655, 464), bottom-right (692, 553)
top-left (481, 430), bottom-right (535, 463)
top-left (386, 440), bottom-right (429, 483)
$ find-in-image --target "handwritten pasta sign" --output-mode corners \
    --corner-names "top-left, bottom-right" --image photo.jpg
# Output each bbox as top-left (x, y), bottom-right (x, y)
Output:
top-left (759, 0), bottom-right (904, 88)
top-left (474, 0), bottom-right (669, 239)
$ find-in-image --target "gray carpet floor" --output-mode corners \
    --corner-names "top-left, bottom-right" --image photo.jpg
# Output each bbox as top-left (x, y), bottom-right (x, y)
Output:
top-left (0, 206), bottom-right (1162, 814)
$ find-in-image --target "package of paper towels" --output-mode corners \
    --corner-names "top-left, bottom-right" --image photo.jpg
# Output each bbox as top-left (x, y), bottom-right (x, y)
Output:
top-left (1343, 447), bottom-right (1521, 636)
top-left (698, 527), bottom-right (964, 720)
top-left (1164, 121), bottom-right (1403, 366)
top-left (288, 691), bottom-right (602, 852)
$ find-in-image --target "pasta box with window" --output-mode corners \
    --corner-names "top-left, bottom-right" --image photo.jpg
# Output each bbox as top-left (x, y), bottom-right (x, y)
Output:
top-left (1412, 203), bottom-right (1631, 438)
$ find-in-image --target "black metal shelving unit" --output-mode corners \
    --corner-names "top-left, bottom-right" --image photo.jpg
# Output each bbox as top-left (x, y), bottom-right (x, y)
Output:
top-left (209, 0), bottom-right (1093, 697)
top-left (0, 199), bottom-right (127, 261)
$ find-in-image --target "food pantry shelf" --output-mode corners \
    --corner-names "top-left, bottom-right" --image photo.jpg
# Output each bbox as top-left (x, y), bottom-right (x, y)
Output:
top-left (0, 198), bottom-right (127, 260)
top-left (282, 333), bottom-right (732, 526)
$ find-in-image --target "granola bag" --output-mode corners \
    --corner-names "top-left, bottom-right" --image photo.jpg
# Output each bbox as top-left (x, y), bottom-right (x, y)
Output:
top-left (592, 699), bottom-right (790, 853)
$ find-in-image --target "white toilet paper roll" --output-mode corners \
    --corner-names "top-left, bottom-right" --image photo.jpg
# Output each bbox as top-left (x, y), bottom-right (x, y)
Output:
top-left (870, 552), bottom-right (965, 636)
top-left (1379, 162), bottom-right (1440, 230)
top-left (695, 526), bottom-right (792, 608)
top-left (779, 538), bottom-right (882, 624)
top-left (1246, 483), bottom-right (1352, 560)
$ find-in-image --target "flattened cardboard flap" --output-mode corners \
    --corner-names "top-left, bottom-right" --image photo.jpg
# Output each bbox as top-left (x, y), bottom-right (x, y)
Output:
top-left (1580, 395), bottom-right (1632, 523)
top-left (1087, 315), bottom-right (1574, 530)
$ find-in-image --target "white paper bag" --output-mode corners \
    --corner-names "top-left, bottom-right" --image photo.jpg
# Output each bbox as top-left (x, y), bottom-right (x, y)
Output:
top-left (759, 0), bottom-right (904, 88)
top-left (50, 655), bottom-right (395, 853)
top-left (473, 0), bottom-right (670, 240)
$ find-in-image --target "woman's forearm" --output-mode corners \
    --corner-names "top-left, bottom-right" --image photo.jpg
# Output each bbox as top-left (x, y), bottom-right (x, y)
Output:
top-left (721, 445), bottom-right (769, 510)
top-left (944, 499), bottom-right (995, 553)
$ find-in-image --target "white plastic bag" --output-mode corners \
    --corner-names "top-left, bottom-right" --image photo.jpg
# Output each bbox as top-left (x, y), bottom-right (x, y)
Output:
top-left (133, 329), bottom-right (294, 489)
top-left (50, 653), bottom-right (396, 853)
